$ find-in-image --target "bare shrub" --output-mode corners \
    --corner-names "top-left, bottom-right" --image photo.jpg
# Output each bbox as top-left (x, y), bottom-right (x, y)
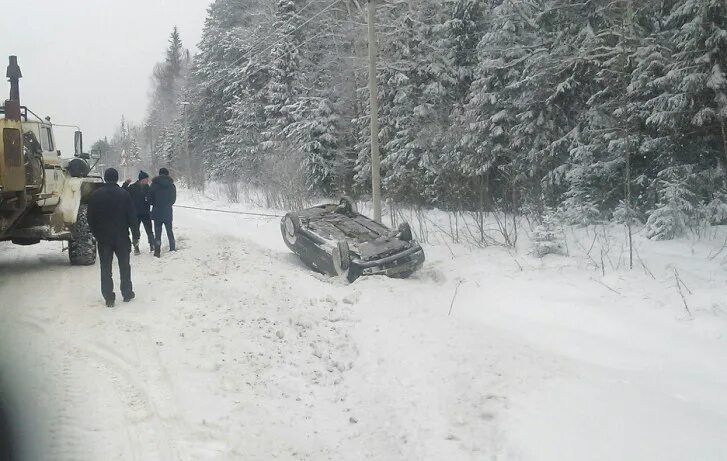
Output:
top-left (223, 173), bottom-right (241, 203)
top-left (254, 144), bottom-right (310, 211)
top-left (461, 209), bottom-right (519, 248)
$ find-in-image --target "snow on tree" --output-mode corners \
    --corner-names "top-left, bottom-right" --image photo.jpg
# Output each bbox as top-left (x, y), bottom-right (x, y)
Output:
top-left (97, 0), bottom-right (727, 238)
top-left (645, 166), bottom-right (698, 240)
top-left (264, 0), bottom-right (303, 141)
top-left (531, 210), bottom-right (566, 258)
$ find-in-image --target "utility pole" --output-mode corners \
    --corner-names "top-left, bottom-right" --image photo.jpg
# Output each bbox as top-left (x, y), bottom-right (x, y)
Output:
top-left (147, 122), bottom-right (156, 174)
top-left (367, 0), bottom-right (382, 222)
top-left (181, 101), bottom-right (192, 188)
top-left (624, 0), bottom-right (634, 269)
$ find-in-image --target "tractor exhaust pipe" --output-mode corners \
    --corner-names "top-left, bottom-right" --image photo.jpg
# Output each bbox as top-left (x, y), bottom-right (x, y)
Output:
top-left (4, 55), bottom-right (22, 121)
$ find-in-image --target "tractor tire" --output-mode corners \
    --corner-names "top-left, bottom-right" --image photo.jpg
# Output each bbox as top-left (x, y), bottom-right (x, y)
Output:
top-left (69, 205), bottom-right (96, 266)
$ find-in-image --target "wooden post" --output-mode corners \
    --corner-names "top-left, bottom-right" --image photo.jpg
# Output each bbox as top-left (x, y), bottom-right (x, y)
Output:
top-left (367, 0), bottom-right (382, 222)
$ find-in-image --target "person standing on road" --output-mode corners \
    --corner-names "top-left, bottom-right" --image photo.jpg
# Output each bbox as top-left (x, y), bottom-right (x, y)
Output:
top-left (87, 168), bottom-right (140, 307)
top-left (122, 170), bottom-right (154, 255)
top-left (149, 167), bottom-right (177, 257)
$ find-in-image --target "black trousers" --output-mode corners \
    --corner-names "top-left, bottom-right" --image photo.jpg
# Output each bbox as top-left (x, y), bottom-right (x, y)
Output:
top-left (154, 218), bottom-right (176, 251)
top-left (98, 241), bottom-right (133, 302)
top-left (136, 214), bottom-right (154, 249)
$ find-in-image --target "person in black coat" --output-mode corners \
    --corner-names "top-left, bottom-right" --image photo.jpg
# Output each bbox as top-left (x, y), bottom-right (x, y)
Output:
top-left (149, 167), bottom-right (177, 257)
top-left (123, 170), bottom-right (154, 254)
top-left (87, 168), bottom-right (140, 307)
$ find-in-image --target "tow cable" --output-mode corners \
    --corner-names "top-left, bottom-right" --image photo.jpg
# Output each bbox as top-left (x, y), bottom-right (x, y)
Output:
top-left (175, 204), bottom-right (284, 219)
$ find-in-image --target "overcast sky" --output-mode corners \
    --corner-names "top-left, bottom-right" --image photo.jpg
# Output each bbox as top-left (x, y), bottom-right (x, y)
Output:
top-left (1, 0), bottom-right (212, 154)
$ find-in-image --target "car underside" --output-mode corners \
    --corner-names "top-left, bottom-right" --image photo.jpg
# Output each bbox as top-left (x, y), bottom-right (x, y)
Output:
top-left (281, 200), bottom-right (425, 282)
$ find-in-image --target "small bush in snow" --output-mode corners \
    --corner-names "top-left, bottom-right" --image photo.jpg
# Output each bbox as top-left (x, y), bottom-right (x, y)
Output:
top-left (703, 193), bottom-right (727, 225)
top-left (612, 201), bottom-right (641, 226)
top-left (531, 212), bottom-right (566, 258)
top-left (645, 167), bottom-right (696, 240)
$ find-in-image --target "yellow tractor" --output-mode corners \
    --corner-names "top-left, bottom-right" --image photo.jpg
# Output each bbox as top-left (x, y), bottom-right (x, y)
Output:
top-left (0, 56), bottom-right (103, 264)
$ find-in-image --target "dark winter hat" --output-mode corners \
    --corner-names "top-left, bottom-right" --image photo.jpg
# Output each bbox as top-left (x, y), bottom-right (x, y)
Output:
top-left (104, 168), bottom-right (119, 183)
top-left (159, 167), bottom-right (170, 176)
top-left (138, 170), bottom-right (149, 180)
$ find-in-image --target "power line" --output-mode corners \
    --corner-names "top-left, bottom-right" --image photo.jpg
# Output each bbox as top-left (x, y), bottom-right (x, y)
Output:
top-left (176, 204), bottom-right (284, 219)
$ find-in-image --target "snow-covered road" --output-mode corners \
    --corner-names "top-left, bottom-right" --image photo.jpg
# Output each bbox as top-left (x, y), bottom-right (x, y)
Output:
top-left (1, 201), bottom-right (726, 460)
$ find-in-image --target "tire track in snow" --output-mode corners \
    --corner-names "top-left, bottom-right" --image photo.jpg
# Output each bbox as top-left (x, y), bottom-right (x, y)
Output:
top-left (2, 212), bottom-right (364, 459)
top-left (10, 309), bottom-right (183, 460)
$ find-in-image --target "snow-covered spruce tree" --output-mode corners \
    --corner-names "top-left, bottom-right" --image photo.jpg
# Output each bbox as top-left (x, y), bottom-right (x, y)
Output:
top-left (107, 116), bottom-right (130, 171)
top-left (562, 1), bottom-right (666, 223)
top-left (143, 26), bottom-right (192, 180)
top-left (428, 0), bottom-right (485, 207)
top-left (438, 0), bottom-right (484, 108)
top-left (645, 166), bottom-right (698, 239)
top-left (264, 0), bottom-right (303, 144)
top-left (531, 209), bottom-right (566, 258)
top-left (454, 0), bottom-right (540, 211)
top-left (509, 0), bottom-right (626, 215)
top-left (187, 0), bottom-right (265, 178)
top-left (282, 0), bottom-right (350, 197)
top-left (639, 0), bottom-right (727, 233)
top-left (380, 8), bottom-right (442, 205)
top-left (220, 59), bottom-right (270, 185)
top-left (282, 94), bottom-right (338, 195)
top-left (127, 137), bottom-right (142, 172)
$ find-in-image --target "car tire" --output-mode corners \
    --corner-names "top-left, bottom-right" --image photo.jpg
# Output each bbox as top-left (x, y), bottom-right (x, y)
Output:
top-left (332, 240), bottom-right (351, 276)
top-left (398, 222), bottom-right (413, 242)
top-left (282, 213), bottom-right (301, 246)
top-left (69, 205), bottom-right (97, 266)
top-left (338, 196), bottom-right (357, 215)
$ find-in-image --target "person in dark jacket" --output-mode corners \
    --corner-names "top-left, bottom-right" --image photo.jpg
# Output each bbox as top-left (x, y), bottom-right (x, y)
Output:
top-left (123, 170), bottom-right (154, 254)
top-left (149, 167), bottom-right (177, 257)
top-left (87, 168), bottom-right (140, 307)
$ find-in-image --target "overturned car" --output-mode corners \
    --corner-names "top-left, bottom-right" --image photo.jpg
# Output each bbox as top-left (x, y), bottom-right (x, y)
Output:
top-left (281, 198), bottom-right (425, 282)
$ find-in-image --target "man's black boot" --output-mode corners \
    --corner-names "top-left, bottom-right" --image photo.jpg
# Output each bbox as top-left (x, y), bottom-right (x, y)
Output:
top-left (123, 292), bottom-right (135, 303)
top-left (154, 247), bottom-right (161, 258)
top-left (106, 298), bottom-right (115, 308)
top-left (133, 243), bottom-right (141, 255)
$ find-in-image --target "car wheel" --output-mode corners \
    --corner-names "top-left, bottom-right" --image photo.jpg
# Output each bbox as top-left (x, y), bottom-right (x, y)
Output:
top-left (338, 196), bottom-right (357, 215)
top-left (398, 222), bottom-right (413, 241)
top-left (332, 240), bottom-right (351, 276)
top-left (282, 213), bottom-right (301, 246)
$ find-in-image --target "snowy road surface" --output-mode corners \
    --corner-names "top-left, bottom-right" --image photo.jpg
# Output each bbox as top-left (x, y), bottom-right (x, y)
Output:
top-left (1, 199), bottom-right (727, 460)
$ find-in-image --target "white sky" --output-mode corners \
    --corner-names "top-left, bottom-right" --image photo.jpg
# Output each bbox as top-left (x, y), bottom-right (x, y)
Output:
top-left (1, 0), bottom-right (212, 154)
